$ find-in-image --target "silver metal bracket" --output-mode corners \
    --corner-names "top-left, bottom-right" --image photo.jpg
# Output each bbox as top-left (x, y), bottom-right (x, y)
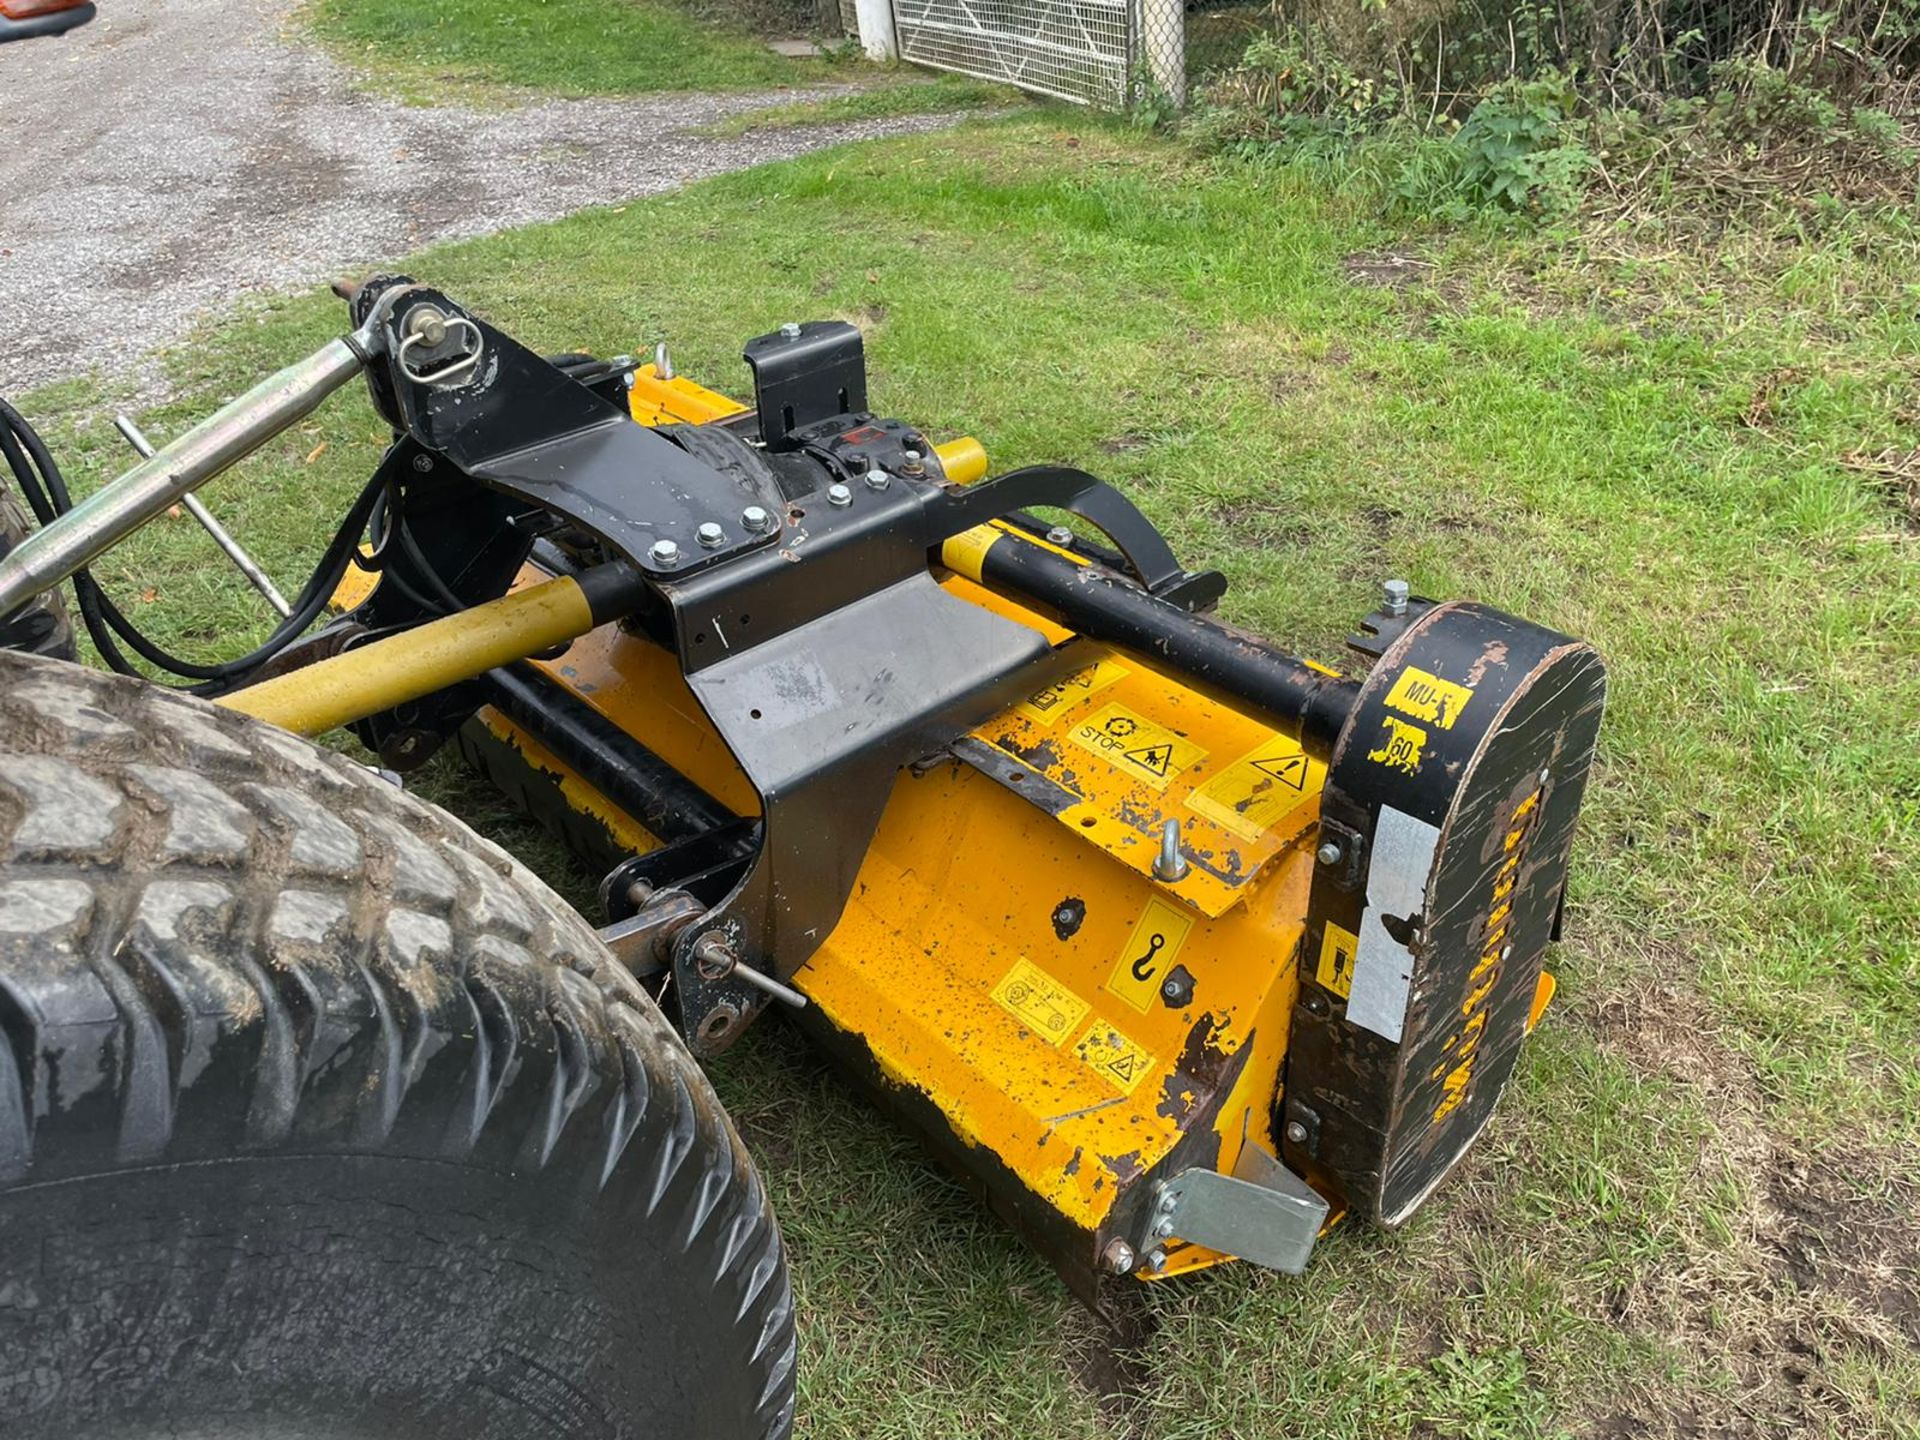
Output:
top-left (1146, 1142), bottom-right (1330, 1275)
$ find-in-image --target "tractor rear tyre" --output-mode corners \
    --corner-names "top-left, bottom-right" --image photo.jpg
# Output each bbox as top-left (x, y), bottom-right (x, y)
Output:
top-left (0, 650), bottom-right (795, 1440)
top-left (0, 478), bottom-right (74, 660)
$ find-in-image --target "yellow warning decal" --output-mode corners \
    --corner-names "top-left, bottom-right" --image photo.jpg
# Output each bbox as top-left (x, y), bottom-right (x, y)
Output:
top-left (1368, 715), bottom-right (1428, 775)
top-left (1066, 703), bottom-right (1208, 791)
top-left (1017, 658), bottom-right (1129, 725)
top-left (1385, 665), bottom-right (1473, 730)
top-left (1185, 737), bottom-right (1319, 842)
top-left (991, 958), bottom-right (1089, 1046)
top-left (1108, 896), bottom-right (1196, 1013)
top-left (1316, 920), bottom-right (1359, 1000)
top-left (1073, 1020), bottom-right (1155, 1095)
top-left (941, 524), bottom-right (1002, 583)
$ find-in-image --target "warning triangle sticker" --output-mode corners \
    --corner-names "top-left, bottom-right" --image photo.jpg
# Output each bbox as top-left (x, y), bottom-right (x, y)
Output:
top-left (1251, 754), bottom-right (1308, 791)
top-left (1108, 1052), bottom-right (1142, 1082)
top-left (1125, 743), bottom-right (1174, 776)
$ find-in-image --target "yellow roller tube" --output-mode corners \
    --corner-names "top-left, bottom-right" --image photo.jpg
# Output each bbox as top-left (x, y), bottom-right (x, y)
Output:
top-left (220, 573), bottom-right (596, 738)
top-left (934, 436), bottom-right (988, 485)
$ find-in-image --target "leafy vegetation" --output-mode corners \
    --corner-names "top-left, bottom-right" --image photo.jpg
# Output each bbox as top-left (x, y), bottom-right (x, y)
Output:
top-left (1187, 2), bottom-right (1919, 220)
top-left (20, 113), bottom-right (1920, 1437)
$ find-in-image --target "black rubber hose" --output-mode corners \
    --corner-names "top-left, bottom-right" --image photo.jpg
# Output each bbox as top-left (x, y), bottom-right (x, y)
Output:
top-left (0, 397), bottom-right (384, 693)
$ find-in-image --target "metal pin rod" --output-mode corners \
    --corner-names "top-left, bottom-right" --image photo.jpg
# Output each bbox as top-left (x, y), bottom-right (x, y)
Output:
top-left (114, 415), bottom-right (292, 617)
top-left (692, 934), bottom-right (809, 1010)
top-left (0, 326), bottom-right (374, 619)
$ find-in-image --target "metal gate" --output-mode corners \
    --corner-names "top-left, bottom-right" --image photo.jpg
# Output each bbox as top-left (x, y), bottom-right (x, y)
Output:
top-left (892, 0), bottom-right (1132, 107)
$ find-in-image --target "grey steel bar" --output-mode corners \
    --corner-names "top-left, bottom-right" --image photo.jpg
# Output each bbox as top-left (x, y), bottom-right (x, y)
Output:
top-left (0, 324), bottom-right (378, 620)
top-left (114, 415), bottom-right (293, 618)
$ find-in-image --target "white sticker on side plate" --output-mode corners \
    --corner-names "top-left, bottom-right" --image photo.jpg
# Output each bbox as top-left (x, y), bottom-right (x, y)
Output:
top-left (1345, 805), bottom-right (1441, 1044)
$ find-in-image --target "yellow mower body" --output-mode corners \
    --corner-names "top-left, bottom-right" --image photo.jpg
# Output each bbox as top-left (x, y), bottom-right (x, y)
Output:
top-left (447, 364), bottom-right (1529, 1289)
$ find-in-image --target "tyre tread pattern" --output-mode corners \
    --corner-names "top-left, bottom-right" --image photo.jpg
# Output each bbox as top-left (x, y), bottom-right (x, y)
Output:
top-left (0, 651), bottom-right (794, 1440)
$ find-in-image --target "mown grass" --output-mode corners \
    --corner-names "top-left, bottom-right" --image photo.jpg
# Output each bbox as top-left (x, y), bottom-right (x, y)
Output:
top-left (19, 114), bottom-right (1920, 1438)
top-left (695, 75), bottom-right (1019, 136)
top-left (307, 0), bottom-right (846, 98)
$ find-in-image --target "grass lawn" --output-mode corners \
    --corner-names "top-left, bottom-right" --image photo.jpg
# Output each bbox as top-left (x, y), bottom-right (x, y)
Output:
top-left (19, 114), bottom-right (1920, 1438)
top-left (308, 0), bottom-right (848, 97)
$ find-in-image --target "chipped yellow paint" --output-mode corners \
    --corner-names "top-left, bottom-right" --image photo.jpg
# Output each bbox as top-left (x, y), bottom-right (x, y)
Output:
top-left (627, 362), bottom-right (750, 427)
top-left (1073, 1019), bottom-right (1156, 1094)
top-left (968, 629), bottom-right (1321, 919)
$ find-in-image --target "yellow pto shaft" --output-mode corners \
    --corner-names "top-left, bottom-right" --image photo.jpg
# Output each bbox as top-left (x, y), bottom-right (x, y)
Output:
top-left (219, 571), bottom-right (604, 738)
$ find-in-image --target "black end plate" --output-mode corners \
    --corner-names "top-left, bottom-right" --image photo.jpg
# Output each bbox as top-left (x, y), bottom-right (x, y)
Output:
top-left (1281, 601), bottom-right (1607, 1224)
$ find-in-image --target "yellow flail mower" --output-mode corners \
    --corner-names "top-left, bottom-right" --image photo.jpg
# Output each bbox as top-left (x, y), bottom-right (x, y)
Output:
top-left (0, 279), bottom-right (1603, 1437)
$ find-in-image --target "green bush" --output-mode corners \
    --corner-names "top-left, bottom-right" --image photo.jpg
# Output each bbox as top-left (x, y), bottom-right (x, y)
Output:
top-left (1183, 1), bottom-right (1918, 220)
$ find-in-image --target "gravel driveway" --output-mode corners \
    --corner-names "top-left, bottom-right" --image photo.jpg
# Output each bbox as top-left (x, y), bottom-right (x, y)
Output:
top-left (0, 0), bottom-right (961, 394)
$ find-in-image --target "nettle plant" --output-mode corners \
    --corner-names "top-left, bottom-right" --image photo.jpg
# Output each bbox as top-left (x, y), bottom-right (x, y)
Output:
top-left (1450, 73), bottom-right (1596, 215)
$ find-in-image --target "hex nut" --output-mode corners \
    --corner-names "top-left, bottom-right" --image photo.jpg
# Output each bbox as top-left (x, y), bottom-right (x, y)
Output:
top-left (696, 522), bottom-right (726, 549)
top-left (649, 538), bottom-right (681, 566)
top-left (827, 482), bottom-right (853, 507)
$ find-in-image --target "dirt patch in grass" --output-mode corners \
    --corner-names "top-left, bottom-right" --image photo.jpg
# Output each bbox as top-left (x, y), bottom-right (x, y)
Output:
top-left (1841, 446), bottom-right (1920, 533)
top-left (1575, 968), bottom-right (1920, 1433)
top-left (1768, 1155), bottom-right (1920, 1349)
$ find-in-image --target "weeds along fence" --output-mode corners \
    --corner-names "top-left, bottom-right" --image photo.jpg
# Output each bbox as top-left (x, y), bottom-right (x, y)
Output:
top-left (842, 0), bottom-right (1920, 115)
top-left (1174, 0), bottom-right (1920, 113)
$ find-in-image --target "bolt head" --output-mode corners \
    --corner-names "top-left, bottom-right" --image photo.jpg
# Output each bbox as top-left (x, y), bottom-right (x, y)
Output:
top-left (695, 522), bottom-right (726, 549)
top-left (827, 482), bottom-right (853, 507)
top-left (649, 538), bottom-right (681, 566)
top-left (1046, 526), bottom-right (1074, 546)
top-left (1284, 1119), bottom-right (1309, 1145)
top-left (741, 505), bottom-right (773, 534)
top-left (1100, 1239), bottom-right (1136, 1275)
top-left (1161, 977), bottom-right (1182, 1001)
top-left (864, 469), bottom-right (892, 492)
top-left (779, 321), bottom-right (802, 341)
top-left (410, 452), bottom-right (433, 473)
top-left (1316, 839), bottom-right (1343, 867)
